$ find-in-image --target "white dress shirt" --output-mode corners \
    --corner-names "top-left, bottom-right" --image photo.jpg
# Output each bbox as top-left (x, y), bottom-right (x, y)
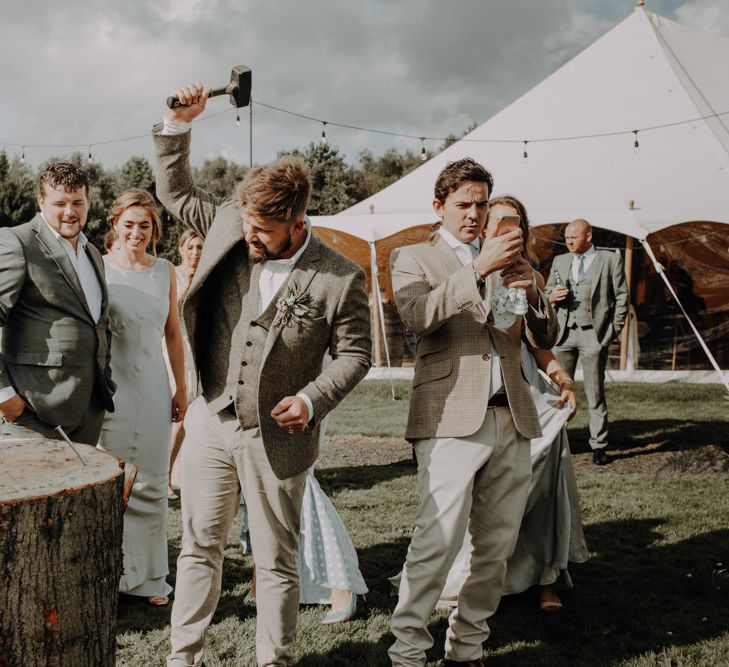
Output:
top-left (0, 218), bottom-right (103, 404)
top-left (438, 227), bottom-right (503, 398)
top-left (570, 244), bottom-right (597, 283)
top-left (256, 219), bottom-right (316, 422)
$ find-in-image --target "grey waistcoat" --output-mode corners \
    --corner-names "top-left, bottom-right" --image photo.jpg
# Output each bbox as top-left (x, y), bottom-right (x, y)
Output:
top-left (565, 259), bottom-right (597, 328)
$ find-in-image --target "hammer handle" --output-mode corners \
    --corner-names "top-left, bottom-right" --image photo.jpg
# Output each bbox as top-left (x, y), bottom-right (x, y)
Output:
top-left (165, 83), bottom-right (238, 109)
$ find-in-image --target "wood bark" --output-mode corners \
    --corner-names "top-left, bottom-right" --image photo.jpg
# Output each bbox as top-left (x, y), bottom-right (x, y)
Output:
top-left (0, 437), bottom-right (126, 667)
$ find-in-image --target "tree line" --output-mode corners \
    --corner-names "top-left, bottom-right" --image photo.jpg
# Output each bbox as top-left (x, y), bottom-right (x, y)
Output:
top-left (0, 134), bottom-right (462, 262)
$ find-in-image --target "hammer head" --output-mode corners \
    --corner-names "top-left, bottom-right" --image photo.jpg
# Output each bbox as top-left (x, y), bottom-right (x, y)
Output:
top-left (228, 65), bottom-right (252, 108)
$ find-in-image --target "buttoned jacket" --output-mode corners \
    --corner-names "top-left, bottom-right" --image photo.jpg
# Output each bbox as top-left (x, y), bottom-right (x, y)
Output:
top-left (390, 234), bottom-right (558, 441)
top-left (0, 216), bottom-right (114, 430)
top-left (547, 250), bottom-right (629, 347)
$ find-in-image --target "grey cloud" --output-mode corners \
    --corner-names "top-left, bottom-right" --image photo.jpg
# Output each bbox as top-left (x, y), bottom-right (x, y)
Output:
top-left (1, 0), bottom-right (727, 169)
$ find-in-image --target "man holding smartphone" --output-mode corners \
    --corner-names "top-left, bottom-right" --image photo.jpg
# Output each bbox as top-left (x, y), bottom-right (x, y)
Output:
top-left (389, 158), bottom-right (557, 666)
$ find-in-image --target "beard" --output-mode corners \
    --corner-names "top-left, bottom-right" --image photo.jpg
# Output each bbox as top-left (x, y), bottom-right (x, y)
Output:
top-left (247, 230), bottom-right (293, 264)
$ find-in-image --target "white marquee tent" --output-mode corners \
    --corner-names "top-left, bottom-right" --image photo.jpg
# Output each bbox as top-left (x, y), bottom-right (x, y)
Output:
top-left (311, 4), bottom-right (729, 389)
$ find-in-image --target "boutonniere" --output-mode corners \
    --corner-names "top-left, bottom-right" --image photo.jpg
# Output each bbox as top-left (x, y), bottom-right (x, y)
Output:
top-left (273, 282), bottom-right (313, 331)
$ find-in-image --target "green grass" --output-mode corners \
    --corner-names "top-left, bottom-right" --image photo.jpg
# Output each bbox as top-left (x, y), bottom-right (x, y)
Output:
top-left (116, 383), bottom-right (729, 666)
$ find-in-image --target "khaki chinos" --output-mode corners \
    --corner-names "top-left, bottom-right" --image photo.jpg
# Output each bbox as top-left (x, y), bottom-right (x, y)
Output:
top-left (167, 397), bottom-right (307, 667)
top-left (389, 406), bottom-right (531, 665)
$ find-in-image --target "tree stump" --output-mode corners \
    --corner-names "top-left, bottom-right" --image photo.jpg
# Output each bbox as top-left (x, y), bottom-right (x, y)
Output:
top-left (0, 437), bottom-right (126, 667)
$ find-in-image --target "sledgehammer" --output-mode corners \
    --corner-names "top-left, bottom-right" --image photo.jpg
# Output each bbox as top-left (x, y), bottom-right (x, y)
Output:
top-left (166, 64), bottom-right (252, 109)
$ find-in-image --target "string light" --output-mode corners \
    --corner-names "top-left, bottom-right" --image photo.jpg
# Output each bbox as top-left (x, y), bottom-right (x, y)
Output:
top-left (420, 137), bottom-right (426, 161)
top-left (236, 112), bottom-right (240, 128)
top-left (87, 145), bottom-right (93, 163)
top-left (5, 103), bottom-right (729, 164)
top-left (320, 121), bottom-right (327, 146)
top-left (20, 145), bottom-right (25, 163)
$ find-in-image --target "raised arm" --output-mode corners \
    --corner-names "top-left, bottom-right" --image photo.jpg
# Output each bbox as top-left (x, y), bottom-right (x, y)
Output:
top-left (153, 83), bottom-right (225, 238)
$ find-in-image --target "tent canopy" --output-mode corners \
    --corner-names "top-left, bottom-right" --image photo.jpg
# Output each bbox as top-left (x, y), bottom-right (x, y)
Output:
top-left (315, 6), bottom-right (729, 241)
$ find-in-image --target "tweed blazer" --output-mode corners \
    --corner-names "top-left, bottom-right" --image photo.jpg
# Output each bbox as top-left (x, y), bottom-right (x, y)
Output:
top-left (0, 216), bottom-right (114, 430)
top-left (153, 128), bottom-right (372, 480)
top-left (547, 249), bottom-right (629, 347)
top-left (390, 235), bottom-right (558, 441)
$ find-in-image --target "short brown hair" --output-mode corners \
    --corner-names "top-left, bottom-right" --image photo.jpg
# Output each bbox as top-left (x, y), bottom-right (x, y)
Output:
top-left (39, 162), bottom-right (89, 198)
top-left (434, 157), bottom-right (493, 204)
top-left (107, 189), bottom-right (163, 254)
top-left (235, 155), bottom-right (311, 224)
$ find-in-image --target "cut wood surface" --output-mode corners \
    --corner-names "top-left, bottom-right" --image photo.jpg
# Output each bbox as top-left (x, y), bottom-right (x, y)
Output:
top-left (0, 437), bottom-right (126, 667)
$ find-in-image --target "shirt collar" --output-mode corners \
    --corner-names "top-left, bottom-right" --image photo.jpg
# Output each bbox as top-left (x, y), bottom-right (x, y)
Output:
top-left (265, 216), bottom-right (312, 268)
top-left (574, 244), bottom-right (596, 259)
top-left (40, 213), bottom-right (88, 250)
top-left (438, 225), bottom-right (480, 256)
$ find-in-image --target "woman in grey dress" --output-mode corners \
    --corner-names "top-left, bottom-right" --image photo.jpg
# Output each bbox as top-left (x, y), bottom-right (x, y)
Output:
top-left (98, 189), bottom-right (188, 606)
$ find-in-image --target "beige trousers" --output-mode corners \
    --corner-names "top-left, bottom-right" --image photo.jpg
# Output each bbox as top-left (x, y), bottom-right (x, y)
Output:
top-left (167, 397), bottom-right (307, 667)
top-left (389, 406), bottom-right (532, 666)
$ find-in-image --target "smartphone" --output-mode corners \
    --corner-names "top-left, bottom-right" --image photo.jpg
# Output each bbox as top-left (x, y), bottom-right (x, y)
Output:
top-left (495, 215), bottom-right (520, 237)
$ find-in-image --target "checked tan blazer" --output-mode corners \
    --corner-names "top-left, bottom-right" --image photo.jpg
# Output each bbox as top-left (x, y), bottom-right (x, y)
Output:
top-left (391, 234), bottom-right (558, 441)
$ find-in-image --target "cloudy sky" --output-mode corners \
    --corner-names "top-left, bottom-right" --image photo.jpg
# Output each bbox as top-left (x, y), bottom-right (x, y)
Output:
top-left (2, 0), bottom-right (728, 170)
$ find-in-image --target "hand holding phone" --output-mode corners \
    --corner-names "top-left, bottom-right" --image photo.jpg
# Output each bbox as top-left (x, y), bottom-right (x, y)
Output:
top-left (495, 215), bottom-right (520, 237)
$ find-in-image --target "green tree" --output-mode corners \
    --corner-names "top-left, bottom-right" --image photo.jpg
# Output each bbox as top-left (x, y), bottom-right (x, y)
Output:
top-left (116, 156), bottom-right (155, 193)
top-left (0, 151), bottom-right (37, 228)
top-left (348, 147), bottom-right (429, 204)
top-left (193, 156), bottom-right (247, 198)
top-left (288, 143), bottom-right (356, 215)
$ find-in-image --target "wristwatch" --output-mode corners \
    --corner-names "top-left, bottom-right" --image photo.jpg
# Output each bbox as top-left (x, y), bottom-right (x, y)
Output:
top-left (472, 265), bottom-right (486, 285)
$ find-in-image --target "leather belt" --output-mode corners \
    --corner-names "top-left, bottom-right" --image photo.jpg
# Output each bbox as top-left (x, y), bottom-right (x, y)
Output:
top-left (488, 392), bottom-right (509, 409)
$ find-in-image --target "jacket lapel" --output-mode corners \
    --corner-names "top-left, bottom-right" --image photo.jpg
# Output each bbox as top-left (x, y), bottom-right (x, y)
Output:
top-left (187, 212), bottom-right (246, 301)
top-left (260, 237), bottom-right (322, 362)
top-left (588, 251), bottom-right (605, 300)
top-left (32, 215), bottom-right (95, 324)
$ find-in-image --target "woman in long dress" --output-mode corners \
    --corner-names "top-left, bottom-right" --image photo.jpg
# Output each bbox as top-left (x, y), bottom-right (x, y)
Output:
top-left (98, 189), bottom-right (188, 606)
top-left (167, 230), bottom-right (203, 497)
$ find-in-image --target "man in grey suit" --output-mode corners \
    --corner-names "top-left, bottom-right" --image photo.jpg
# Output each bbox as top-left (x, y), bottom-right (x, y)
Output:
top-left (546, 219), bottom-right (628, 465)
top-left (389, 158), bottom-right (558, 666)
top-left (155, 83), bottom-right (371, 667)
top-left (0, 163), bottom-right (114, 445)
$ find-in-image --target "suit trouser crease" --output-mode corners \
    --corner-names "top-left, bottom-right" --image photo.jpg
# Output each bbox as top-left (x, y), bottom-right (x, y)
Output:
top-left (167, 397), bottom-right (306, 667)
top-left (555, 326), bottom-right (609, 449)
top-left (389, 407), bottom-right (532, 666)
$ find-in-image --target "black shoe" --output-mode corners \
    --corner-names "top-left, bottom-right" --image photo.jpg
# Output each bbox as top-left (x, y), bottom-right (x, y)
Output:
top-left (592, 448), bottom-right (609, 466)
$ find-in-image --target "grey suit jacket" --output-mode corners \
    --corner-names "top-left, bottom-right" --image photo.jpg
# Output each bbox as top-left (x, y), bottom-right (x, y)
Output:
top-left (153, 128), bottom-right (372, 480)
top-left (390, 235), bottom-right (558, 441)
top-left (546, 249), bottom-right (629, 347)
top-left (0, 216), bottom-right (114, 430)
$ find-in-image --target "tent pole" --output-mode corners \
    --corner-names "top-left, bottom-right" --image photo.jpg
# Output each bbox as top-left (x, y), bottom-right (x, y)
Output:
top-left (619, 236), bottom-right (634, 370)
top-left (369, 243), bottom-right (383, 368)
top-left (369, 241), bottom-right (397, 399)
top-left (640, 238), bottom-right (729, 395)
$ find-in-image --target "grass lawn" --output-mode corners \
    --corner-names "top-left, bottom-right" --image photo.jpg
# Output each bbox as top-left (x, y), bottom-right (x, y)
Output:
top-left (116, 383), bottom-right (729, 666)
